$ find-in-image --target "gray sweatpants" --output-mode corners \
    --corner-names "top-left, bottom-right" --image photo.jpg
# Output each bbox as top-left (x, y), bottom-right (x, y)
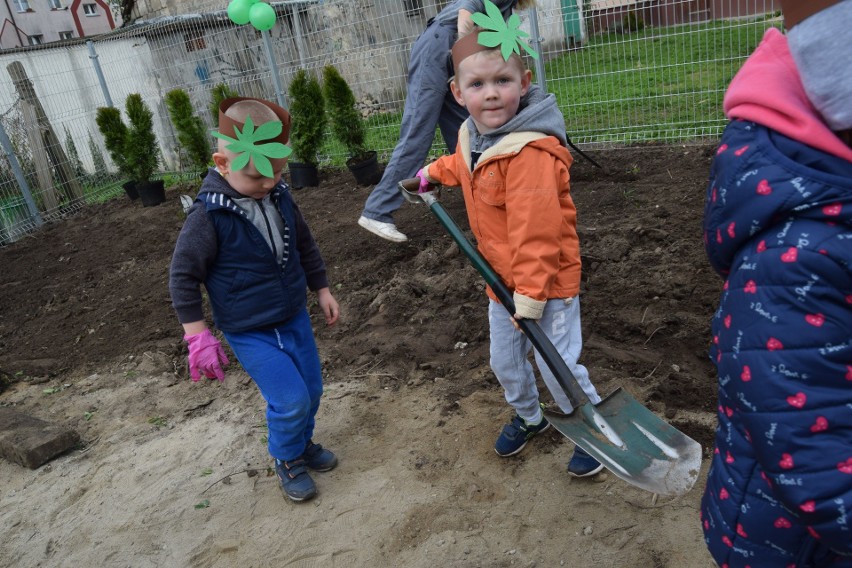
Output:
top-left (488, 297), bottom-right (601, 421)
top-left (361, 20), bottom-right (469, 223)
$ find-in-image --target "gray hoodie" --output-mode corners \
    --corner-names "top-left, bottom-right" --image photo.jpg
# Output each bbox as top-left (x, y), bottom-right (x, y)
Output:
top-left (468, 84), bottom-right (568, 159)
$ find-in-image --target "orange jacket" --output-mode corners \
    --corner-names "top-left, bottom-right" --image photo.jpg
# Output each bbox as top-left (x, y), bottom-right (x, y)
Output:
top-left (423, 128), bottom-right (580, 312)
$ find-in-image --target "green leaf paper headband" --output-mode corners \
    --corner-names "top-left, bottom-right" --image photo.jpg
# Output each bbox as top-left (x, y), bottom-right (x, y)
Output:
top-left (214, 97), bottom-right (292, 178)
top-left (452, 0), bottom-right (539, 70)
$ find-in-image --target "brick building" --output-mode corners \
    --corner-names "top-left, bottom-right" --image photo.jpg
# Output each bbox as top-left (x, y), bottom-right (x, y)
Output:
top-left (0, 0), bottom-right (120, 49)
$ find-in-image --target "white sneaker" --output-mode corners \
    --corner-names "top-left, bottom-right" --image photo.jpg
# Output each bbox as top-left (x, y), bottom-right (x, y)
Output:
top-left (358, 215), bottom-right (408, 243)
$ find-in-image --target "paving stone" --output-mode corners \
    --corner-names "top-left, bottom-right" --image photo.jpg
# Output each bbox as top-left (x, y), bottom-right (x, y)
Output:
top-left (0, 407), bottom-right (80, 469)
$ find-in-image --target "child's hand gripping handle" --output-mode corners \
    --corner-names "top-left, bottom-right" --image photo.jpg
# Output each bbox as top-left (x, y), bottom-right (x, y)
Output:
top-left (184, 329), bottom-right (229, 382)
top-left (398, 173), bottom-right (438, 205)
top-left (415, 168), bottom-right (435, 193)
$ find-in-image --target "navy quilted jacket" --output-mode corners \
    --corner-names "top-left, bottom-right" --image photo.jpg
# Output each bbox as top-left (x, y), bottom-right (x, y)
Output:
top-left (701, 119), bottom-right (852, 567)
top-left (170, 171), bottom-right (328, 333)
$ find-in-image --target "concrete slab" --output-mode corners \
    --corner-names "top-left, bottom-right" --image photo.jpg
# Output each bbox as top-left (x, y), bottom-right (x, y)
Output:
top-left (0, 407), bottom-right (80, 469)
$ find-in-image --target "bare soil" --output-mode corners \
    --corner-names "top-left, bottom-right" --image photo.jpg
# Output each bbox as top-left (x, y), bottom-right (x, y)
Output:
top-left (0, 144), bottom-right (720, 568)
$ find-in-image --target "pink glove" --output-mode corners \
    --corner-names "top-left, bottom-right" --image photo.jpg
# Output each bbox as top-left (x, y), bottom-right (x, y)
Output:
top-left (415, 168), bottom-right (435, 194)
top-left (184, 329), bottom-right (229, 382)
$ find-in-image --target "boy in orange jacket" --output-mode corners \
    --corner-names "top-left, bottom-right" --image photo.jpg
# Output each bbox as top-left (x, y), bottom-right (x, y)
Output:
top-left (417, 10), bottom-right (602, 476)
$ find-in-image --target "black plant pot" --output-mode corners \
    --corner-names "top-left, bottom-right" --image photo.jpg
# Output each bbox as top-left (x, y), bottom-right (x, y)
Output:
top-left (346, 150), bottom-right (382, 186)
top-left (288, 162), bottom-right (319, 189)
top-left (122, 180), bottom-right (139, 201)
top-left (137, 180), bottom-right (166, 207)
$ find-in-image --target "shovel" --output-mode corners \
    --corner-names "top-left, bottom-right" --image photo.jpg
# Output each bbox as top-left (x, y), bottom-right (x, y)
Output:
top-left (399, 179), bottom-right (702, 496)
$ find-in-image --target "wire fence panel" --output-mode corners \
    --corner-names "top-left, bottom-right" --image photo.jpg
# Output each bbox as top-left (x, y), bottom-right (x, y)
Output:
top-left (534, 0), bottom-right (779, 146)
top-left (0, 0), bottom-right (780, 244)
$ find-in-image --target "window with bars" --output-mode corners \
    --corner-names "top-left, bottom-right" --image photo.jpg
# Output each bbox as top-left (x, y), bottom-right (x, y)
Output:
top-left (184, 30), bottom-right (206, 52)
top-left (403, 0), bottom-right (423, 18)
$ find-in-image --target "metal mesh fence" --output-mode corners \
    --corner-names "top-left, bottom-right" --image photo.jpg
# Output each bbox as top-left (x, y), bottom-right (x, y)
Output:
top-left (0, 0), bottom-right (779, 244)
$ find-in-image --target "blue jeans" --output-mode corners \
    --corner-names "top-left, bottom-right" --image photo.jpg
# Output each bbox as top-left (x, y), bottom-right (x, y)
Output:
top-left (488, 297), bottom-right (601, 420)
top-left (223, 309), bottom-right (323, 461)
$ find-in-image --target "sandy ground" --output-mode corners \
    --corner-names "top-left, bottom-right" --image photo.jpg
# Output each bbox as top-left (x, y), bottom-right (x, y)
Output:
top-left (0, 361), bottom-right (715, 567)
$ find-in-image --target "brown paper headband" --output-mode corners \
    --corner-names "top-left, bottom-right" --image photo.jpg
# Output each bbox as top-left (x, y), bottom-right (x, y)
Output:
top-left (216, 97), bottom-right (292, 176)
top-left (452, 30), bottom-right (492, 71)
top-left (218, 97), bottom-right (291, 144)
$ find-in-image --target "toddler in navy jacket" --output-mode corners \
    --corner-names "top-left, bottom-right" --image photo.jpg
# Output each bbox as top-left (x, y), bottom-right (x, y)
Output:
top-left (169, 97), bottom-right (340, 503)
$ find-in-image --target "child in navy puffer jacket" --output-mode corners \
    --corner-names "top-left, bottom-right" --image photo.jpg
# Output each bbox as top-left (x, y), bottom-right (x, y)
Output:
top-left (700, 9), bottom-right (852, 567)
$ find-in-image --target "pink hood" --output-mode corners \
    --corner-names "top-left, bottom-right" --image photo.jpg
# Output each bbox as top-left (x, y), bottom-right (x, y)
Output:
top-left (724, 27), bottom-right (852, 162)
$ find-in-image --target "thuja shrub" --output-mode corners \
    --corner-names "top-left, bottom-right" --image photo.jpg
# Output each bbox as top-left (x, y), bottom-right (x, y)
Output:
top-left (165, 88), bottom-right (211, 172)
top-left (322, 65), bottom-right (368, 160)
top-left (289, 69), bottom-right (326, 167)
top-left (95, 106), bottom-right (130, 178)
top-left (124, 93), bottom-right (159, 183)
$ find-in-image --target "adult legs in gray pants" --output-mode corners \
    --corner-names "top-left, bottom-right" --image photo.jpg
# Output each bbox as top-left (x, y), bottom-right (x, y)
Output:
top-left (360, 22), bottom-right (468, 237)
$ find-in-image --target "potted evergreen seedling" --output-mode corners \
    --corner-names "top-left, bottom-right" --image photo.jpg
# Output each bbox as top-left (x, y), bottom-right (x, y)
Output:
top-left (165, 88), bottom-right (212, 179)
top-left (322, 65), bottom-right (381, 186)
top-left (288, 69), bottom-right (326, 188)
top-left (95, 106), bottom-right (137, 199)
top-left (124, 93), bottom-right (165, 207)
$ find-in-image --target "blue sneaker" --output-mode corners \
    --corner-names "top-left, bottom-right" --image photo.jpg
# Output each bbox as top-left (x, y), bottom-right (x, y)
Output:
top-left (303, 441), bottom-right (338, 472)
top-left (274, 458), bottom-right (317, 501)
top-left (567, 445), bottom-right (604, 478)
top-left (494, 412), bottom-right (551, 457)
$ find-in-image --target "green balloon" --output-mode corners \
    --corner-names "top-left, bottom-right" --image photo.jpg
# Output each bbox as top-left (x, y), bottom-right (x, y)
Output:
top-left (250, 2), bottom-right (276, 31)
top-left (227, 0), bottom-right (252, 25)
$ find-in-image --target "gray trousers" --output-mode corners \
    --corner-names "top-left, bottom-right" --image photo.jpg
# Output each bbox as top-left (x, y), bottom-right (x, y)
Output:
top-left (361, 21), bottom-right (469, 223)
top-left (488, 297), bottom-right (601, 420)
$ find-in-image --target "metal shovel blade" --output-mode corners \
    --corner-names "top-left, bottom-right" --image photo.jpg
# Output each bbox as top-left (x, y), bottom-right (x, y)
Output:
top-left (544, 389), bottom-right (703, 496)
top-left (398, 178), bottom-right (703, 497)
